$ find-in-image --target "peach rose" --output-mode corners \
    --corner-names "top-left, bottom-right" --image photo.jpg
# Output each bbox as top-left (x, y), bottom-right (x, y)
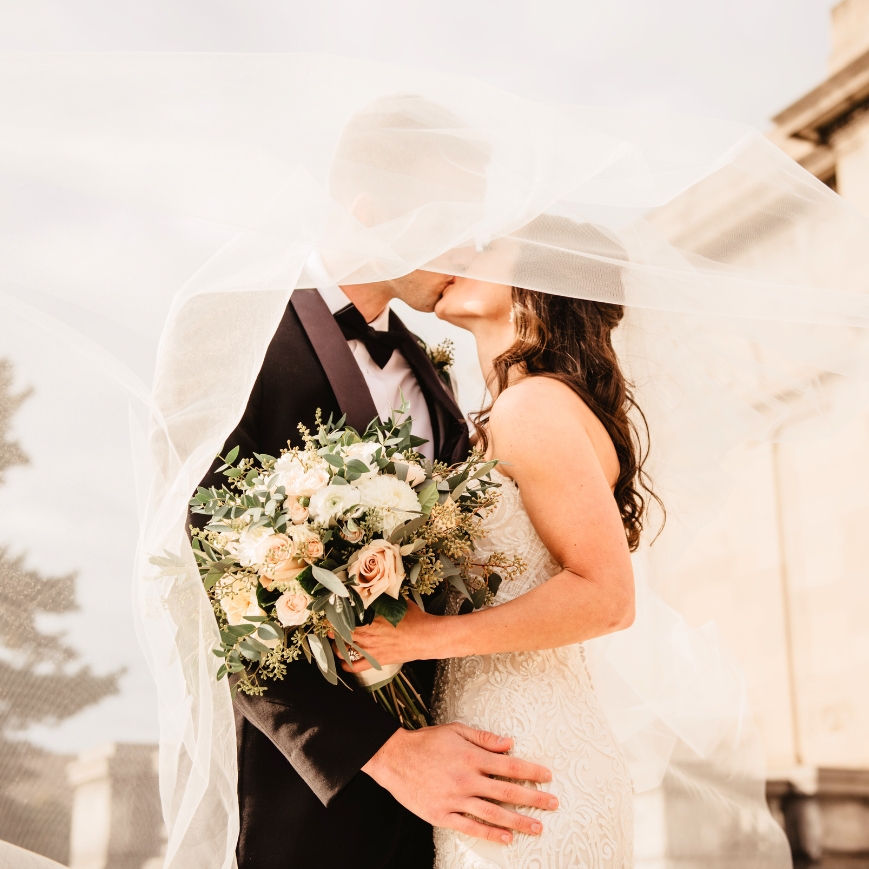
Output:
top-left (261, 555), bottom-right (307, 591)
top-left (348, 539), bottom-right (405, 608)
top-left (302, 536), bottom-right (325, 561)
top-left (285, 498), bottom-right (309, 525)
top-left (221, 587), bottom-right (265, 626)
top-left (341, 526), bottom-right (364, 544)
top-left (275, 589), bottom-right (312, 627)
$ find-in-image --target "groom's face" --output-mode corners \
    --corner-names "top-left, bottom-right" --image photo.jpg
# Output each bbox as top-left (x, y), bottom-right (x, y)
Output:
top-left (388, 270), bottom-right (456, 313)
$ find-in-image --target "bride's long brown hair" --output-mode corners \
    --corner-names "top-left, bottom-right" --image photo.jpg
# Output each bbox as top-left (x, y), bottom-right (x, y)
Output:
top-left (472, 224), bottom-right (664, 551)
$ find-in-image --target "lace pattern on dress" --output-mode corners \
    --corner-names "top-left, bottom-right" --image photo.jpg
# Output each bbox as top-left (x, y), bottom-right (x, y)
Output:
top-left (432, 469), bottom-right (634, 869)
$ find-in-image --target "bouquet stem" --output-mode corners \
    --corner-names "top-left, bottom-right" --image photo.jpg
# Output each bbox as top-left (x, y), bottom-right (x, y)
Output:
top-left (356, 664), bottom-right (430, 730)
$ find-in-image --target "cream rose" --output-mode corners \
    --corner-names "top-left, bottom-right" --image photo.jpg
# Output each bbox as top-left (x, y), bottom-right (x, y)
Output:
top-left (233, 524), bottom-right (276, 568)
top-left (270, 455), bottom-right (330, 498)
top-left (403, 463), bottom-right (427, 488)
top-left (357, 475), bottom-right (420, 534)
top-left (275, 588), bottom-right (312, 627)
top-left (221, 587), bottom-right (265, 626)
top-left (348, 539), bottom-right (405, 607)
top-left (309, 484), bottom-right (361, 525)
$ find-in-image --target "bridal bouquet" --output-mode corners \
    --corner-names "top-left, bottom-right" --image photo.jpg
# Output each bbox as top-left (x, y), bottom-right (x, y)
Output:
top-left (183, 406), bottom-right (520, 728)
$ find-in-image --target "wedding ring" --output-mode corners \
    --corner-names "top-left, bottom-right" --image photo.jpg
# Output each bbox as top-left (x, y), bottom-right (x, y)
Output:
top-left (348, 648), bottom-right (362, 662)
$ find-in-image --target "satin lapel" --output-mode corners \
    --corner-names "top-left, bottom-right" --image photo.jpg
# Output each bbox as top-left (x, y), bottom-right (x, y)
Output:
top-left (290, 289), bottom-right (379, 433)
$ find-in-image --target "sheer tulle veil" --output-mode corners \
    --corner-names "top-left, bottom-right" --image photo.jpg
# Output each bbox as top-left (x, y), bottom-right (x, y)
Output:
top-left (3, 52), bottom-right (869, 867)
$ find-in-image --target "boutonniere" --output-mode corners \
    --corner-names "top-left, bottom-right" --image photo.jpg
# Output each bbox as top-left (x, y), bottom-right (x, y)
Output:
top-left (422, 338), bottom-right (455, 387)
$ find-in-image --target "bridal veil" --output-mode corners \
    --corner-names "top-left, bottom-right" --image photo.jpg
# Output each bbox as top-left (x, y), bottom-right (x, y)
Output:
top-left (3, 52), bottom-right (868, 867)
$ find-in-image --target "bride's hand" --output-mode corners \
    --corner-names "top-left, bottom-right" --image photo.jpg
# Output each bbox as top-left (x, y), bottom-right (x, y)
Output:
top-left (337, 601), bottom-right (435, 673)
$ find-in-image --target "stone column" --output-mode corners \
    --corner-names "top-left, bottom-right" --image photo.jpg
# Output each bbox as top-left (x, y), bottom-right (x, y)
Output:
top-left (66, 744), bottom-right (164, 869)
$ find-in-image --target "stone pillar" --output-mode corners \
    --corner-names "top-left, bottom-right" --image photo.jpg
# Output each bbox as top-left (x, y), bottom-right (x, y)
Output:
top-left (829, 0), bottom-right (869, 74)
top-left (66, 744), bottom-right (164, 869)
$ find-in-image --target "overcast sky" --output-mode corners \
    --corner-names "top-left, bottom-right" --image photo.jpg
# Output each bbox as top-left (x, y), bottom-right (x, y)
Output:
top-left (0, 0), bottom-right (843, 753)
top-left (0, 0), bottom-right (840, 129)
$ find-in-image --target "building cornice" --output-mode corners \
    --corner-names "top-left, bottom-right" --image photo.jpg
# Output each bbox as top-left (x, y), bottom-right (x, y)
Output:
top-left (773, 47), bottom-right (869, 144)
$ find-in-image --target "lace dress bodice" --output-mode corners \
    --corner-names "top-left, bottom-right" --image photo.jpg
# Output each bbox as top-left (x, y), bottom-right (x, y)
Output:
top-left (432, 469), bottom-right (634, 869)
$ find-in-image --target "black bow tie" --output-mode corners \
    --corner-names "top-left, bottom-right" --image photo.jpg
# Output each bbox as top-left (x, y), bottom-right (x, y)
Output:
top-left (334, 304), bottom-right (404, 369)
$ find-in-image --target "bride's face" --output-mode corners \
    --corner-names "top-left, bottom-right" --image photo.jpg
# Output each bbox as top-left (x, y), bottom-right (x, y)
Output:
top-left (434, 277), bottom-right (513, 333)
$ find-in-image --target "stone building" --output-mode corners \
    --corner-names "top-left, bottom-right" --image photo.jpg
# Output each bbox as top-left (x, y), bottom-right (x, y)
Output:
top-left (655, 0), bottom-right (869, 865)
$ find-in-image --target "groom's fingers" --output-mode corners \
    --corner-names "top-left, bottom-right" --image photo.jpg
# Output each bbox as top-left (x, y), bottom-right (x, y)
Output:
top-left (478, 750), bottom-right (553, 785)
top-left (460, 798), bottom-right (546, 836)
top-left (446, 813), bottom-right (515, 845)
top-left (447, 722), bottom-right (514, 753)
top-left (478, 777), bottom-right (559, 813)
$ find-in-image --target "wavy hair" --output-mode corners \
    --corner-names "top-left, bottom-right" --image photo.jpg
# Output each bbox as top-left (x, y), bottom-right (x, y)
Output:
top-left (473, 223), bottom-right (664, 551)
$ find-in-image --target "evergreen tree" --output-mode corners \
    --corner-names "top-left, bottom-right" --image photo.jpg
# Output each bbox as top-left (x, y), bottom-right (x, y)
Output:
top-left (0, 359), bottom-right (119, 862)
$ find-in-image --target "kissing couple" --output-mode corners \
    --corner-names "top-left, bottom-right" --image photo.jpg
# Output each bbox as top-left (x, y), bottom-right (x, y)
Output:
top-left (198, 95), bottom-right (642, 869)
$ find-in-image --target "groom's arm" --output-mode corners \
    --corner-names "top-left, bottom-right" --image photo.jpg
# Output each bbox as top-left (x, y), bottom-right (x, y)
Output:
top-left (196, 374), bottom-right (401, 804)
top-left (232, 660), bottom-right (400, 805)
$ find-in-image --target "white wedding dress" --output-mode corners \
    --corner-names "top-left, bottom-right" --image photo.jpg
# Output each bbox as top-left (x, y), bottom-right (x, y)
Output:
top-left (432, 468), bottom-right (634, 869)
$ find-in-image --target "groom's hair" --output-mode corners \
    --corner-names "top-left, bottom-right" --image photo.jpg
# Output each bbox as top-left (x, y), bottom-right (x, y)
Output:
top-left (328, 94), bottom-right (492, 226)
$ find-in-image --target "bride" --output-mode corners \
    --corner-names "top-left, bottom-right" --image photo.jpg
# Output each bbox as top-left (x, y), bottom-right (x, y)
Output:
top-left (348, 275), bottom-right (654, 867)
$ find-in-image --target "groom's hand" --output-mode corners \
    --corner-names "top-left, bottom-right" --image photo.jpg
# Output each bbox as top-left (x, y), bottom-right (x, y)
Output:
top-left (361, 722), bottom-right (557, 844)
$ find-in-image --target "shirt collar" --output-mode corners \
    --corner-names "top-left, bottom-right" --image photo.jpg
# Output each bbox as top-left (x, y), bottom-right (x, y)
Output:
top-left (317, 284), bottom-right (391, 329)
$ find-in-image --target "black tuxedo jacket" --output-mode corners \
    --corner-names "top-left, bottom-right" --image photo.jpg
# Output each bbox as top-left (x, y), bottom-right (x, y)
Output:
top-left (197, 290), bottom-right (470, 869)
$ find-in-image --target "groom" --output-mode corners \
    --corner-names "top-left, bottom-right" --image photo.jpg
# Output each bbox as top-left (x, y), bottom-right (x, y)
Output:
top-left (198, 268), bottom-right (555, 868)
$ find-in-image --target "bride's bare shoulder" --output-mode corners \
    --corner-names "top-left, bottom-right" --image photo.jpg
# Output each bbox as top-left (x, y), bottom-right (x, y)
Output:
top-left (489, 376), bottom-right (619, 485)
top-left (489, 375), bottom-right (586, 429)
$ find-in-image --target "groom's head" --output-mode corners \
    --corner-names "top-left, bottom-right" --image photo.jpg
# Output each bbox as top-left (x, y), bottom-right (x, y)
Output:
top-left (329, 94), bottom-right (491, 314)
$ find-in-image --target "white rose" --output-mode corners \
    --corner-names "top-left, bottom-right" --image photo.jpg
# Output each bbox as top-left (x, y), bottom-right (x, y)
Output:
top-left (308, 484), bottom-right (362, 525)
top-left (270, 457), bottom-right (330, 498)
top-left (348, 539), bottom-right (406, 607)
top-left (403, 463), bottom-right (427, 488)
top-left (275, 588), bottom-right (312, 627)
top-left (341, 441), bottom-right (381, 480)
top-left (294, 466), bottom-right (331, 498)
top-left (357, 475), bottom-right (420, 535)
top-left (221, 586), bottom-right (266, 626)
top-left (233, 525), bottom-right (276, 568)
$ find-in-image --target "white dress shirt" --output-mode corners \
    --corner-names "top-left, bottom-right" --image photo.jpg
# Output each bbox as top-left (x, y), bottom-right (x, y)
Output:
top-left (317, 285), bottom-right (435, 461)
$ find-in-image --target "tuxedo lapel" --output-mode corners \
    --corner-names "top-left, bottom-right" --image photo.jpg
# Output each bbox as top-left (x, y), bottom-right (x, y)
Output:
top-left (290, 289), bottom-right (379, 433)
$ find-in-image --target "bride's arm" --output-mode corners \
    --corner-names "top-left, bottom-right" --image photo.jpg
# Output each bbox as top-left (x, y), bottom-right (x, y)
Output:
top-left (347, 377), bottom-right (635, 667)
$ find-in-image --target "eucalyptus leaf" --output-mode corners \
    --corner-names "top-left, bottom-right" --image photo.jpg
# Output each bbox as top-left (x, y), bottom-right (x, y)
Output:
top-left (408, 561), bottom-right (422, 585)
top-left (225, 445), bottom-right (240, 465)
top-left (324, 599), bottom-right (354, 643)
top-left (312, 565), bottom-right (350, 598)
top-left (487, 572), bottom-right (503, 594)
top-left (417, 481), bottom-right (439, 515)
top-left (256, 623), bottom-right (282, 642)
top-left (448, 575), bottom-right (473, 601)
top-left (345, 459), bottom-right (371, 474)
top-left (470, 586), bottom-right (488, 610)
top-left (238, 640), bottom-right (262, 661)
top-left (308, 634), bottom-right (338, 685)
